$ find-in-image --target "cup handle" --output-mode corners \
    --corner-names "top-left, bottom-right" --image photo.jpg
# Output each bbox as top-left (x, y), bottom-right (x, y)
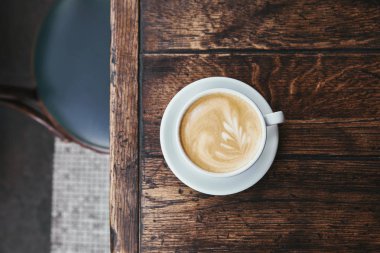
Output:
top-left (264, 111), bottom-right (285, 126)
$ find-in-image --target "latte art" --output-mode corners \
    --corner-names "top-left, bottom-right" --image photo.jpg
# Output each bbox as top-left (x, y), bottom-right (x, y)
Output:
top-left (180, 92), bottom-right (263, 173)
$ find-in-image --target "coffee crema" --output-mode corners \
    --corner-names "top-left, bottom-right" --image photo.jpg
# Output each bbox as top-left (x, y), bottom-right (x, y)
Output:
top-left (180, 92), bottom-right (263, 173)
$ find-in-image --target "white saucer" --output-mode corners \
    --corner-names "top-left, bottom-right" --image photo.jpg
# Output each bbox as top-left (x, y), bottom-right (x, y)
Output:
top-left (160, 77), bottom-right (279, 195)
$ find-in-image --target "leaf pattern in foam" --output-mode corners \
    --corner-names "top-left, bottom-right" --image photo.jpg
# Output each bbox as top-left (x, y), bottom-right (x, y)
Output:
top-left (216, 107), bottom-right (249, 160)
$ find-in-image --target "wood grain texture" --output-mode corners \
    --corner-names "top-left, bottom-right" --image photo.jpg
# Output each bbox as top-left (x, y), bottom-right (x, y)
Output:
top-left (144, 119), bottom-right (380, 157)
top-left (110, 0), bottom-right (139, 252)
top-left (141, 0), bottom-right (380, 52)
top-left (142, 54), bottom-right (380, 157)
top-left (141, 158), bottom-right (379, 252)
top-left (141, 54), bottom-right (380, 252)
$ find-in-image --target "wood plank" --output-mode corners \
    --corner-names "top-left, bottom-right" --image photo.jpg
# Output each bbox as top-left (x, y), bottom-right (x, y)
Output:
top-left (142, 54), bottom-right (380, 156)
top-left (110, 0), bottom-right (139, 252)
top-left (141, 157), bottom-right (380, 252)
top-left (141, 53), bottom-right (380, 251)
top-left (143, 119), bottom-right (380, 157)
top-left (141, 0), bottom-right (380, 51)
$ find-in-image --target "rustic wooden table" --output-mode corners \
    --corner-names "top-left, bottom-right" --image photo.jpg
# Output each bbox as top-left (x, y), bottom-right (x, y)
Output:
top-left (110, 0), bottom-right (380, 252)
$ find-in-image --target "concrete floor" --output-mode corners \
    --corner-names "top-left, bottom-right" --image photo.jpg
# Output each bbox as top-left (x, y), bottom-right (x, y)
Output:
top-left (0, 0), bottom-right (55, 252)
top-left (0, 107), bottom-right (54, 253)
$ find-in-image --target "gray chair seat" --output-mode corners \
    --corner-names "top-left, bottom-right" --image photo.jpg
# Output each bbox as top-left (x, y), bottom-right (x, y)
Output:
top-left (35, 0), bottom-right (110, 150)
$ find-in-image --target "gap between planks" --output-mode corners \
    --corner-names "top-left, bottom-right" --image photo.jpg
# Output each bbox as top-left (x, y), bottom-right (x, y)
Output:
top-left (142, 48), bottom-right (380, 56)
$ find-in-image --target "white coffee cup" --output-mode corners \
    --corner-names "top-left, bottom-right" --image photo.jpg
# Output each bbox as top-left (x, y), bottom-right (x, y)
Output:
top-left (175, 87), bottom-right (284, 178)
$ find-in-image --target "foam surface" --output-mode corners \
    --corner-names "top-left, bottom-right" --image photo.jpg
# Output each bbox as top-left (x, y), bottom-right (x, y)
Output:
top-left (180, 92), bottom-right (263, 173)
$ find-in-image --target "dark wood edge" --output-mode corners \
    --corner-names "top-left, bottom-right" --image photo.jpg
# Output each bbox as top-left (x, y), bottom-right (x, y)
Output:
top-left (0, 85), bottom-right (109, 154)
top-left (0, 85), bottom-right (37, 101)
top-left (37, 100), bottom-right (109, 154)
top-left (0, 98), bottom-right (67, 140)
